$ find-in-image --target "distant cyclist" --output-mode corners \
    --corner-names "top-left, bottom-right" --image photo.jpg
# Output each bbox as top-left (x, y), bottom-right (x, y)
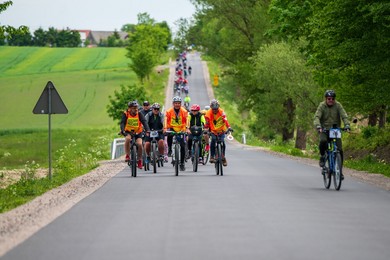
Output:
top-left (204, 99), bottom-right (233, 166)
top-left (120, 101), bottom-right (150, 169)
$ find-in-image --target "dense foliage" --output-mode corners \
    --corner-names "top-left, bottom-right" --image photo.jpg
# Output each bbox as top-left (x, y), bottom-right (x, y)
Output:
top-left (187, 0), bottom-right (389, 148)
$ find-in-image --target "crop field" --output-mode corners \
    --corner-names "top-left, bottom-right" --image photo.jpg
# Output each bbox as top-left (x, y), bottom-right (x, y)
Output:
top-left (0, 46), bottom-right (135, 130)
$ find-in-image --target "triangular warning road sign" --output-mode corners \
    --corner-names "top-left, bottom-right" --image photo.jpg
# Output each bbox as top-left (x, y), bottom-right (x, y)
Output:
top-left (33, 81), bottom-right (68, 114)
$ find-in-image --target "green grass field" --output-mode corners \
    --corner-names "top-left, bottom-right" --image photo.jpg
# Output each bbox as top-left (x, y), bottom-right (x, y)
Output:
top-left (0, 46), bottom-right (135, 129)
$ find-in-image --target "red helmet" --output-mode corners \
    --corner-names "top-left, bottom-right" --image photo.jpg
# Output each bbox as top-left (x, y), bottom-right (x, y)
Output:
top-left (190, 104), bottom-right (200, 111)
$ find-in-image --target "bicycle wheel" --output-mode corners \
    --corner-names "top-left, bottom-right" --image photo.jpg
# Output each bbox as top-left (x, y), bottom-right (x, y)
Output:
top-left (151, 142), bottom-right (157, 173)
top-left (215, 144), bottom-right (220, 175)
top-left (333, 152), bottom-right (343, 190)
top-left (193, 142), bottom-right (199, 172)
top-left (131, 145), bottom-right (137, 177)
top-left (175, 144), bottom-right (180, 176)
top-left (217, 143), bottom-right (223, 176)
top-left (323, 155), bottom-right (331, 189)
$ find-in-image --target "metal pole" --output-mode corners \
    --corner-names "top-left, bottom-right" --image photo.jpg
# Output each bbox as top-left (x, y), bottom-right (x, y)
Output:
top-left (48, 85), bottom-right (52, 180)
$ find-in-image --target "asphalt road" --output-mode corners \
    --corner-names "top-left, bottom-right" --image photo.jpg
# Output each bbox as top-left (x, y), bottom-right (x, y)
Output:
top-left (2, 53), bottom-right (390, 260)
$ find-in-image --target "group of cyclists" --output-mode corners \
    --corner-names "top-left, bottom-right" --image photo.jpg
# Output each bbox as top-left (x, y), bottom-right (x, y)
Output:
top-left (174, 52), bottom-right (192, 110)
top-left (120, 96), bottom-right (233, 173)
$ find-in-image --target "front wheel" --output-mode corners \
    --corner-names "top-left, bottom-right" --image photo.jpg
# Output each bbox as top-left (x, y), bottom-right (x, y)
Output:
top-left (333, 153), bottom-right (343, 190)
top-left (323, 155), bottom-right (331, 189)
top-left (151, 142), bottom-right (157, 174)
top-left (174, 144), bottom-right (180, 176)
top-left (131, 145), bottom-right (137, 177)
top-left (193, 142), bottom-right (199, 172)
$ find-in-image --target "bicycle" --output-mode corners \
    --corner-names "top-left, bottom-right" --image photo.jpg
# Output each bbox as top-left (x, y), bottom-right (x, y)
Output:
top-left (209, 130), bottom-right (232, 176)
top-left (121, 130), bottom-right (138, 177)
top-left (165, 130), bottom-right (186, 176)
top-left (149, 130), bottom-right (164, 173)
top-left (321, 127), bottom-right (346, 190)
top-left (201, 133), bottom-right (210, 165)
top-left (189, 126), bottom-right (203, 172)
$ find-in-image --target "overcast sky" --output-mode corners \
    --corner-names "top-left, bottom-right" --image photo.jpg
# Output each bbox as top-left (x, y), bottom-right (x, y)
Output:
top-left (1, 0), bottom-right (196, 32)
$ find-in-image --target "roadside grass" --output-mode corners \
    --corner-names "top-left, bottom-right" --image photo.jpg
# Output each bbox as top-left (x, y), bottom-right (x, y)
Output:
top-left (203, 55), bottom-right (390, 178)
top-left (0, 47), bottom-right (172, 213)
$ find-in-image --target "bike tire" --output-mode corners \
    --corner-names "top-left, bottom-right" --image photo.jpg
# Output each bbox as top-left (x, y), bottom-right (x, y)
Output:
top-left (131, 145), bottom-right (137, 177)
top-left (215, 144), bottom-right (220, 175)
top-left (193, 142), bottom-right (199, 172)
top-left (333, 152), bottom-right (343, 190)
top-left (218, 144), bottom-right (223, 176)
top-left (323, 155), bottom-right (331, 189)
top-left (152, 143), bottom-right (157, 174)
top-left (175, 144), bottom-right (180, 176)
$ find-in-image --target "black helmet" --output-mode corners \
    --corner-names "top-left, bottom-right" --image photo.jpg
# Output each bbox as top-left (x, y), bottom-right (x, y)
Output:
top-left (128, 100), bottom-right (138, 107)
top-left (324, 90), bottom-right (336, 98)
top-left (210, 99), bottom-right (220, 109)
top-left (143, 101), bottom-right (150, 106)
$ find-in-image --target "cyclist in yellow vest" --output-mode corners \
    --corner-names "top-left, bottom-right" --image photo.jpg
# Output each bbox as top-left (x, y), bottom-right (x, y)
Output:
top-left (120, 100), bottom-right (150, 169)
top-left (204, 99), bottom-right (233, 166)
top-left (164, 96), bottom-right (188, 171)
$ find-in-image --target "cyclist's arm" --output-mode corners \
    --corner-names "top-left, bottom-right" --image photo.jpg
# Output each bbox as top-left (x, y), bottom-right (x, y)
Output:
top-left (313, 103), bottom-right (324, 129)
top-left (139, 112), bottom-right (150, 132)
top-left (120, 111), bottom-right (127, 133)
top-left (337, 103), bottom-right (350, 128)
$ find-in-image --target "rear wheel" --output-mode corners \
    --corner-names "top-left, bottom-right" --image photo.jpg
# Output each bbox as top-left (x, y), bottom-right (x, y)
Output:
top-left (175, 144), bottom-right (180, 176)
top-left (217, 144), bottom-right (223, 176)
top-left (193, 142), bottom-right (199, 172)
top-left (333, 153), bottom-right (343, 190)
top-left (323, 154), bottom-right (331, 189)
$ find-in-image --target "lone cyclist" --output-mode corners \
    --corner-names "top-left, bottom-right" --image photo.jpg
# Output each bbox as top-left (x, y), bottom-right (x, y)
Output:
top-left (314, 90), bottom-right (350, 178)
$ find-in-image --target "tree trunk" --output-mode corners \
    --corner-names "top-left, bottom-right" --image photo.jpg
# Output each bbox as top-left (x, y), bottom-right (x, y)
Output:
top-left (295, 128), bottom-right (307, 150)
top-left (282, 97), bottom-right (295, 142)
top-left (378, 105), bottom-right (387, 128)
top-left (368, 113), bottom-right (377, 127)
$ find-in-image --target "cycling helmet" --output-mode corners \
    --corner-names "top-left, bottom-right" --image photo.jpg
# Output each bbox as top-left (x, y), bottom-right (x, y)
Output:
top-left (190, 104), bottom-right (200, 111)
top-left (204, 105), bottom-right (210, 110)
top-left (152, 103), bottom-right (160, 109)
top-left (128, 100), bottom-right (138, 107)
top-left (143, 101), bottom-right (150, 106)
top-left (172, 96), bottom-right (182, 103)
top-left (324, 90), bottom-right (336, 98)
top-left (210, 99), bottom-right (220, 109)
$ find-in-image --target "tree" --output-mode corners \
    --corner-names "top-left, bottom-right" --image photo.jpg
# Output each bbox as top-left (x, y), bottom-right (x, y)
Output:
top-left (106, 84), bottom-right (148, 123)
top-left (250, 41), bottom-right (319, 145)
top-left (1, 1), bottom-right (29, 44)
top-left (33, 28), bottom-right (47, 46)
top-left (126, 13), bottom-right (171, 82)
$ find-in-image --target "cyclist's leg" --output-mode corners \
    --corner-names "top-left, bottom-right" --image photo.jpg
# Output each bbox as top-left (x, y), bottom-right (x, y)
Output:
top-left (144, 140), bottom-right (151, 157)
top-left (167, 135), bottom-right (173, 155)
top-left (135, 137), bottom-right (143, 159)
top-left (179, 137), bottom-right (186, 164)
top-left (187, 135), bottom-right (193, 156)
top-left (210, 134), bottom-right (216, 159)
top-left (319, 132), bottom-right (328, 166)
top-left (157, 138), bottom-right (165, 156)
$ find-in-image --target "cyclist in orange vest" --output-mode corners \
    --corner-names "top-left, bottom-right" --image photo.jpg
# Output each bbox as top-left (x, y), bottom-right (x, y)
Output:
top-left (204, 99), bottom-right (233, 166)
top-left (120, 100), bottom-right (150, 169)
top-left (164, 96), bottom-right (188, 171)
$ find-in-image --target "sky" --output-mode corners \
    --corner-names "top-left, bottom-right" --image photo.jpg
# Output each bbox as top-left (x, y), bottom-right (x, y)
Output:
top-left (1, 0), bottom-right (196, 33)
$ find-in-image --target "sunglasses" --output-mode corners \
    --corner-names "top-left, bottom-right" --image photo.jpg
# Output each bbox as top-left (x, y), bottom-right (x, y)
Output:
top-left (326, 97), bottom-right (335, 101)
top-left (153, 108), bottom-right (159, 111)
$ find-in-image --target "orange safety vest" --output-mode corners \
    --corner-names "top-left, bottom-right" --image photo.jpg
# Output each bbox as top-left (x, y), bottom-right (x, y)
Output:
top-left (165, 107), bottom-right (188, 132)
top-left (124, 111), bottom-right (143, 134)
top-left (205, 108), bottom-right (230, 133)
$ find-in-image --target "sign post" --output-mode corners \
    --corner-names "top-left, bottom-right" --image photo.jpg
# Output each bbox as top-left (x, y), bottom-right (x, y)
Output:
top-left (33, 81), bottom-right (68, 180)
